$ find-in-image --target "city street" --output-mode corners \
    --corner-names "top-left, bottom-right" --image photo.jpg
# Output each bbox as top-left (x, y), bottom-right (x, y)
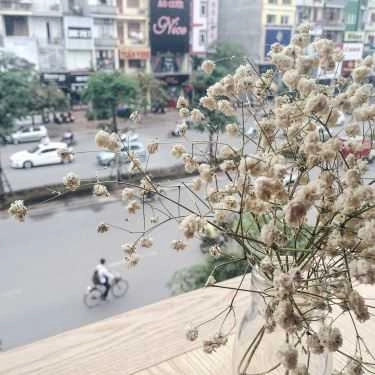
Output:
top-left (0, 112), bottom-right (244, 192)
top-left (0, 187), bottom-right (203, 350)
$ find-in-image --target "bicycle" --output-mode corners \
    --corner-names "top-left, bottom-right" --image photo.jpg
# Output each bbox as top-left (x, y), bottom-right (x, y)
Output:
top-left (83, 274), bottom-right (129, 308)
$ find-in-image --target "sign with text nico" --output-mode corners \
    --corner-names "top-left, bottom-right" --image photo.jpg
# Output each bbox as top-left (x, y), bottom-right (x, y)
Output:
top-left (150, 0), bottom-right (190, 54)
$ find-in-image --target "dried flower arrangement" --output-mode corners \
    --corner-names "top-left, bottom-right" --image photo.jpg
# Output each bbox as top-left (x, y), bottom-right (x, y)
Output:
top-left (9, 24), bottom-right (375, 374)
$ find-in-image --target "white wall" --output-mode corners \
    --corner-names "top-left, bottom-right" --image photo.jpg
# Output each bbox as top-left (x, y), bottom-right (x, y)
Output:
top-left (64, 16), bottom-right (94, 50)
top-left (29, 17), bottom-right (63, 44)
top-left (3, 37), bottom-right (39, 68)
top-left (66, 50), bottom-right (93, 71)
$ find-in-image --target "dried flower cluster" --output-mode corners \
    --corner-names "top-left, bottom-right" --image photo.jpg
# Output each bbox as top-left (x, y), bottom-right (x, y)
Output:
top-left (10, 23), bottom-right (375, 375)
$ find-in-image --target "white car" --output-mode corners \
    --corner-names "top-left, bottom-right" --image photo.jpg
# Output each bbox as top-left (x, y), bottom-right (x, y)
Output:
top-left (9, 142), bottom-right (73, 169)
top-left (120, 131), bottom-right (139, 143)
top-left (10, 125), bottom-right (48, 144)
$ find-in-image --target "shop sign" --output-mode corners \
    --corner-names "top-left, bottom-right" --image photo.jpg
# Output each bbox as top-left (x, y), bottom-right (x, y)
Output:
top-left (344, 31), bottom-right (364, 43)
top-left (119, 48), bottom-right (151, 60)
top-left (150, 0), bottom-right (190, 53)
top-left (343, 43), bottom-right (364, 61)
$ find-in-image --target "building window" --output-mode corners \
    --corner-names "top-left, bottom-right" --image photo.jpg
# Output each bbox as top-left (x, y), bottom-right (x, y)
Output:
top-left (199, 30), bottom-right (207, 45)
top-left (128, 21), bottom-right (143, 44)
top-left (117, 0), bottom-right (123, 13)
top-left (371, 13), bottom-right (375, 22)
top-left (127, 0), bottom-right (140, 7)
top-left (268, 0), bottom-right (277, 4)
top-left (118, 22), bottom-right (124, 44)
top-left (266, 14), bottom-right (276, 24)
top-left (200, 1), bottom-right (207, 17)
top-left (368, 35), bottom-right (375, 44)
top-left (282, 0), bottom-right (291, 3)
top-left (128, 59), bottom-right (145, 69)
top-left (68, 27), bottom-right (91, 39)
top-left (280, 15), bottom-right (289, 25)
top-left (4, 16), bottom-right (29, 36)
top-left (95, 18), bottom-right (113, 38)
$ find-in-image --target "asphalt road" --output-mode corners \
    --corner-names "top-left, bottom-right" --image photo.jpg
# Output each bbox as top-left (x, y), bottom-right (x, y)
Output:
top-left (0, 127), bottom-right (186, 191)
top-left (0, 187), bottom-right (204, 350)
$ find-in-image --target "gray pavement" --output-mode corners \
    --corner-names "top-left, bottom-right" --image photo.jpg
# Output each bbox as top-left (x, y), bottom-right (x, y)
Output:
top-left (0, 187), bottom-right (203, 350)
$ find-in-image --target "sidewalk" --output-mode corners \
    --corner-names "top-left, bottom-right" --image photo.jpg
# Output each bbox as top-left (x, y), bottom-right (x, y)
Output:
top-left (37, 110), bottom-right (181, 139)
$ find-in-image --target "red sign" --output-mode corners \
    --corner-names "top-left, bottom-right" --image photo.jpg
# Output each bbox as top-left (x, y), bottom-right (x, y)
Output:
top-left (119, 48), bottom-right (151, 60)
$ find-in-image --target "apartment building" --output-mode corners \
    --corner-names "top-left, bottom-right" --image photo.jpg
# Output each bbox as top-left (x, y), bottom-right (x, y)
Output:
top-left (191, 0), bottom-right (218, 56)
top-left (0, 0), bottom-right (64, 71)
top-left (296, 0), bottom-right (346, 44)
top-left (217, 0), bottom-right (262, 63)
top-left (117, 0), bottom-right (150, 74)
top-left (364, 0), bottom-right (375, 56)
top-left (262, 0), bottom-right (295, 60)
top-left (90, 0), bottom-right (118, 71)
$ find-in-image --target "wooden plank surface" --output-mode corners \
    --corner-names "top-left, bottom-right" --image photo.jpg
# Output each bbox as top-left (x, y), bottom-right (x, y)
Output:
top-left (0, 277), bottom-right (374, 375)
top-left (0, 277), bottom-right (249, 375)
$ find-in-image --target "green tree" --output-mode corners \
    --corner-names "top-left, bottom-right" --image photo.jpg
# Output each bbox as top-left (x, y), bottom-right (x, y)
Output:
top-left (137, 72), bottom-right (168, 113)
top-left (84, 72), bottom-right (139, 133)
top-left (0, 71), bottom-right (31, 132)
top-left (168, 253), bottom-right (248, 295)
top-left (27, 80), bottom-right (69, 125)
top-left (190, 42), bottom-right (245, 163)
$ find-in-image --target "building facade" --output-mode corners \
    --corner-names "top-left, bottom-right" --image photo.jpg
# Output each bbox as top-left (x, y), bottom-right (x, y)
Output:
top-left (295, 0), bottom-right (346, 44)
top-left (191, 0), bottom-right (218, 56)
top-left (217, 0), bottom-right (262, 63)
top-left (364, 0), bottom-right (375, 56)
top-left (117, 0), bottom-right (150, 74)
top-left (0, 0), bottom-right (64, 72)
top-left (262, 0), bottom-right (295, 61)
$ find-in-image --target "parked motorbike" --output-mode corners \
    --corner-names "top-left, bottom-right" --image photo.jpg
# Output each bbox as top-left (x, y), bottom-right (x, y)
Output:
top-left (54, 112), bottom-right (75, 124)
top-left (168, 128), bottom-right (181, 137)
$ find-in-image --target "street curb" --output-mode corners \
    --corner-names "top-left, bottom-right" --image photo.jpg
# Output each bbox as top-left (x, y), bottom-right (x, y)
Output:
top-left (0, 164), bottom-right (197, 210)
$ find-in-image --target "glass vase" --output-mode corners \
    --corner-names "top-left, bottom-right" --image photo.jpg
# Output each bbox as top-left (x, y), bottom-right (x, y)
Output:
top-left (232, 269), bottom-right (332, 375)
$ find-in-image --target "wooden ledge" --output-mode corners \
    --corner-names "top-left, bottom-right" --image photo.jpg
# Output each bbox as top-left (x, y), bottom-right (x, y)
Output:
top-left (0, 277), bottom-right (248, 375)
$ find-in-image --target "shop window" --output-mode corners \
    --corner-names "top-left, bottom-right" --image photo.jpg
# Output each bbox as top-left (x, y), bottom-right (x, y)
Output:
top-left (127, 0), bottom-right (140, 7)
top-left (4, 16), bottom-right (29, 36)
top-left (128, 59), bottom-right (145, 69)
top-left (268, 0), bottom-right (277, 4)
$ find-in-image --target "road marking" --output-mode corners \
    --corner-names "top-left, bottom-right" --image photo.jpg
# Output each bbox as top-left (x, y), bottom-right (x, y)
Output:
top-left (0, 288), bottom-right (22, 298)
top-left (108, 251), bottom-right (158, 268)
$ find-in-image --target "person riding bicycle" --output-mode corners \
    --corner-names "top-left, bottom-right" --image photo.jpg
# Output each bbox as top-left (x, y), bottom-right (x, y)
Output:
top-left (93, 258), bottom-right (114, 300)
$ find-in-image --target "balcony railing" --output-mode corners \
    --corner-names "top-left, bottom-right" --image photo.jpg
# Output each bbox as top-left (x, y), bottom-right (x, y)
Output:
top-left (94, 36), bottom-right (117, 47)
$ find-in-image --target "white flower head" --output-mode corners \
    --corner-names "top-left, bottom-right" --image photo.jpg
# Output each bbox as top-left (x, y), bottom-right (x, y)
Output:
top-left (63, 172), bottom-right (80, 191)
top-left (8, 200), bottom-right (28, 222)
top-left (201, 59), bottom-right (216, 75)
